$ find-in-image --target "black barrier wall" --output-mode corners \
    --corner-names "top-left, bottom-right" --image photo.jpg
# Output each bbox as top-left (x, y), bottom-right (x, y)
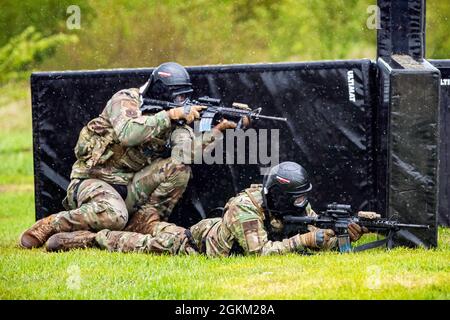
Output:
top-left (378, 55), bottom-right (440, 247)
top-left (374, 0), bottom-right (442, 244)
top-left (31, 60), bottom-right (377, 228)
top-left (430, 60), bottom-right (450, 226)
top-left (377, 0), bottom-right (426, 60)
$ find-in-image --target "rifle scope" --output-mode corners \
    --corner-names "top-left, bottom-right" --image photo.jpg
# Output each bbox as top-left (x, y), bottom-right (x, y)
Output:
top-left (327, 203), bottom-right (352, 212)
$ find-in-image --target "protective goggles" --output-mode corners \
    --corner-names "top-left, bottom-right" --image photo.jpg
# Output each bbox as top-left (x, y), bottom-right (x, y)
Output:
top-left (292, 194), bottom-right (309, 208)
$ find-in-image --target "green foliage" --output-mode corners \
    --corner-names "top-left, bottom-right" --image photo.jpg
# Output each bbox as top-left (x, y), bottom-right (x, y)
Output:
top-left (0, 0), bottom-right (93, 47)
top-left (43, 0), bottom-right (380, 70)
top-left (264, 0), bottom-right (376, 61)
top-left (0, 26), bottom-right (78, 84)
top-left (1, 1), bottom-right (448, 74)
top-left (44, 0), bottom-right (271, 69)
top-left (0, 83), bottom-right (33, 184)
top-left (427, 1), bottom-right (450, 59)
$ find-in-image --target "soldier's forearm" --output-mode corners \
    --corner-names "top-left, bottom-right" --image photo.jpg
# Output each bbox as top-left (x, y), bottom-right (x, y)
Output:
top-left (116, 111), bottom-right (171, 146)
top-left (259, 237), bottom-right (306, 256)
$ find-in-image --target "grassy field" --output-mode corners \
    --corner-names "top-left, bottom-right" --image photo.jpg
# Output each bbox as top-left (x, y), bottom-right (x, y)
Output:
top-left (0, 83), bottom-right (449, 299)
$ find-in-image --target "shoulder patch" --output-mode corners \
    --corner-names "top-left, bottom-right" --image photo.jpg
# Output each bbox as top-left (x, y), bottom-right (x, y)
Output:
top-left (125, 109), bottom-right (138, 118)
top-left (120, 100), bottom-right (139, 118)
top-left (242, 219), bottom-right (262, 252)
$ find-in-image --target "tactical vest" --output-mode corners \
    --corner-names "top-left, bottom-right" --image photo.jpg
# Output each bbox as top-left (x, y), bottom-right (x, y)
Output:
top-left (75, 115), bottom-right (153, 170)
top-left (72, 114), bottom-right (171, 183)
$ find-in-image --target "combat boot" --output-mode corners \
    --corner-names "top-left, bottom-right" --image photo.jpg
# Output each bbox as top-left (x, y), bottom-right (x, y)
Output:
top-left (19, 214), bottom-right (58, 249)
top-left (124, 205), bottom-right (160, 235)
top-left (46, 231), bottom-right (97, 252)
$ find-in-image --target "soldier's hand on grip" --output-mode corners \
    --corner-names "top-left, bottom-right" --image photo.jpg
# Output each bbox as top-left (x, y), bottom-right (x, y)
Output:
top-left (299, 228), bottom-right (335, 250)
top-left (167, 105), bottom-right (205, 124)
top-left (240, 116), bottom-right (251, 129)
top-left (214, 118), bottom-right (237, 131)
top-left (348, 223), bottom-right (369, 242)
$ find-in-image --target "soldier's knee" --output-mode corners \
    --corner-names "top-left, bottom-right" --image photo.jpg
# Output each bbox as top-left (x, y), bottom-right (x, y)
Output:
top-left (96, 199), bottom-right (128, 231)
top-left (165, 159), bottom-right (191, 186)
top-left (95, 229), bottom-right (110, 249)
top-left (103, 218), bottom-right (127, 231)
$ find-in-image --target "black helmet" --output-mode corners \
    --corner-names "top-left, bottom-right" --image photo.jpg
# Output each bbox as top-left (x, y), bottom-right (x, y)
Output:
top-left (262, 161), bottom-right (312, 216)
top-left (140, 62), bottom-right (193, 102)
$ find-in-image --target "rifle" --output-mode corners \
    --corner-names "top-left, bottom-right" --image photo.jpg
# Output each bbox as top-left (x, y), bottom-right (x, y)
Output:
top-left (140, 96), bottom-right (287, 132)
top-left (282, 203), bottom-right (430, 253)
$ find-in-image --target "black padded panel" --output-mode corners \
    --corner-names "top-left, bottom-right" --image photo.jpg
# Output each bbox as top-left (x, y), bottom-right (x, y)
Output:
top-left (378, 56), bottom-right (439, 247)
top-left (31, 60), bottom-right (376, 228)
top-left (377, 0), bottom-right (426, 60)
top-left (430, 59), bottom-right (450, 226)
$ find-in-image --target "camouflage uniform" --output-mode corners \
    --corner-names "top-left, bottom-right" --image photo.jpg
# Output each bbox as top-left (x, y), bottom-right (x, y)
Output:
top-left (95, 222), bottom-right (196, 255)
top-left (51, 88), bottom-right (219, 236)
top-left (95, 185), bottom-right (337, 256)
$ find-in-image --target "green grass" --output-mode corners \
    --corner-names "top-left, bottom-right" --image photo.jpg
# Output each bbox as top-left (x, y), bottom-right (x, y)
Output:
top-left (0, 82), bottom-right (449, 299)
top-left (0, 82), bottom-right (34, 185)
top-left (0, 191), bottom-right (449, 299)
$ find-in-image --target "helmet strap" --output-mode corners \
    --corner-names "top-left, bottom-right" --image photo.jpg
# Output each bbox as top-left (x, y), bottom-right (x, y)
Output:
top-left (261, 189), bottom-right (276, 228)
top-left (139, 81), bottom-right (150, 97)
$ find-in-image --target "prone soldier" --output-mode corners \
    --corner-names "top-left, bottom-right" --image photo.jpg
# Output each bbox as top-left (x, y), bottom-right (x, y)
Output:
top-left (45, 162), bottom-right (368, 255)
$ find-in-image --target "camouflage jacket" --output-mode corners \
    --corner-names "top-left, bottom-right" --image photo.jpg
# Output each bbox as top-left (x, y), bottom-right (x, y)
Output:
top-left (189, 185), bottom-right (320, 257)
top-left (70, 88), bottom-right (219, 185)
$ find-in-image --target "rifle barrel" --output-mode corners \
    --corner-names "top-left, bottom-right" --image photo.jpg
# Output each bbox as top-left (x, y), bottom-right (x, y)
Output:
top-left (208, 106), bottom-right (287, 122)
top-left (283, 216), bottom-right (317, 223)
top-left (142, 98), bottom-right (180, 108)
top-left (253, 114), bottom-right (287, 122)
top-left (395, 223), bottom-right (430, 229)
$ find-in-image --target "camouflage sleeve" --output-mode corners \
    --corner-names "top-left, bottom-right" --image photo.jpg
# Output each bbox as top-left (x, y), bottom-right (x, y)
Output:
top-left (227, 203), bottom-right (306, 256)
top-left (170, 125), bottom-right (222, 164)
top-left (105, 91), bottom-right (171, 147)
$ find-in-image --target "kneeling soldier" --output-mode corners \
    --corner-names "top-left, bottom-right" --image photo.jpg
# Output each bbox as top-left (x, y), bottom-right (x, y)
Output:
top-left (19, 62), bottom-right (234, 249)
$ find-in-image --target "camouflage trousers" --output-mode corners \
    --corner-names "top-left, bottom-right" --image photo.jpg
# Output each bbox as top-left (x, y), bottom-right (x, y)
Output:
top-left (95, 222), bottom-right (197, 255)
top-left (53, 157), bottom-right (191, 234)
top-left (94, 218), bottom-right (222, 257)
